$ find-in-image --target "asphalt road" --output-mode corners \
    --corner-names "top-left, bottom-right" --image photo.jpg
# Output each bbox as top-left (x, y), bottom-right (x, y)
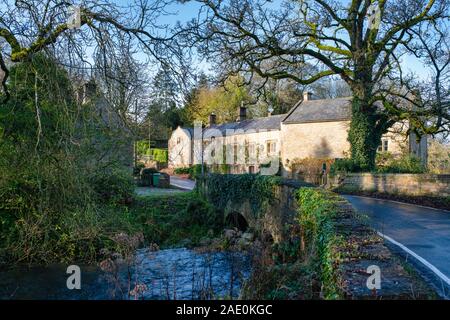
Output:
top-left (344, 195), bottom-right (450, 296)
top-left (170, 176), bottom-right (196, 190)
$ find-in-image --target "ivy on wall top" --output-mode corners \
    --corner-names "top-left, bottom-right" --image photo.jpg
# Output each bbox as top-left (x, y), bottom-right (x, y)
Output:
top-left (199, 174), bottom-right (282, 217)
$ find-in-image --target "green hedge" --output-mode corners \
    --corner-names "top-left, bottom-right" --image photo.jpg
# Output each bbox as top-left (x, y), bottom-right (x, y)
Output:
top-left (136, 141), bottom-right (168, 163)
top-left (174, 167), bottom-right (191, 175)
top-left (151, 148), bottom-right (168, 164)
top-left (89, 166), bottom-right (135, 203)
top-left (330, 158), bottom-right (363, 174)
top-left (330, 154), bottom-right (426, 174)
top-left (174, 164), bottom-right (206, 179)
top-left (376, 154), bottom-right (425, 173)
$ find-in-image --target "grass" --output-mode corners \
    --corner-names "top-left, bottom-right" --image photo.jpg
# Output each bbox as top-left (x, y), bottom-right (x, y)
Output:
top-left (0, 190), bottom-right (223, 267)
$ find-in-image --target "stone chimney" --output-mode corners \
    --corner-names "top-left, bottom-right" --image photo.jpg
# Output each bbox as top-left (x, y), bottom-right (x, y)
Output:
top-left (209, 113), bottom-right (217, 126)
top-left (238, 103), bottom-right (247, 121)
top-left (303, 91), bottom-right (312, 101)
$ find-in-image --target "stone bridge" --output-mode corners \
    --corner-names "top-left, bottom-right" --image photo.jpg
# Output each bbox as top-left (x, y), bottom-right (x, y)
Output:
top-left (197, 178), bottom-right (311, 242)
top-left (196, 174), bottom-right (438, 299)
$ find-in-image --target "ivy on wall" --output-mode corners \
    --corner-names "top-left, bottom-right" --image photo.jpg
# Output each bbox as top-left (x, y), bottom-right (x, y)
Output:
top-left (199, 174), bottom-right (282, 217)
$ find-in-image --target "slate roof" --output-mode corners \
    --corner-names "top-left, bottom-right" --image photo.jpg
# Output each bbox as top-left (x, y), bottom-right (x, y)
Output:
top-left (185, 128), bottom-right (194, 138)
top-left (183, 97), bottom-right (354, 139)
top-left (282, 97), bottom-right (352, 124)
top-left (202, 114), bottom-right (285, 138)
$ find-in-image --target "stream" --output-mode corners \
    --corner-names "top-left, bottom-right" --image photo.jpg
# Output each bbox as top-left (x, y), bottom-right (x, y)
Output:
top-left (0, 248), bottom-right (251, 300)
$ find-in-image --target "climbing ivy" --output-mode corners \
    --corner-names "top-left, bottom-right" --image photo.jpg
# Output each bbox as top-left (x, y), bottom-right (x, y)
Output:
top-left (296, 188), bottom-right (345, 299)
top-left (200, 174), bottom-right (282, 217)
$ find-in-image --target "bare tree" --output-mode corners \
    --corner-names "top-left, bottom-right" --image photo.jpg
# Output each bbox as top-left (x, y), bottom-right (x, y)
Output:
top-left (403, 22), bottom-right (449, 138)
top-left (0, 0), bottom-right (188, 100)
top-left (186, 0), bottom-right (449, 169)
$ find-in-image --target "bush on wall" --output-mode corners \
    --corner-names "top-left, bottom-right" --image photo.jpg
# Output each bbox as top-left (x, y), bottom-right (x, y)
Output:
top-left (376, 154), bottom-right (426, 174)
top-left (330, 154), bottom-right (426, 174)
top-left (174, 164), bottom-right (206, 179)
top-left (199, 173), bottom-right (281, 217)
top-left (329, 158), bottom-right (364, 175)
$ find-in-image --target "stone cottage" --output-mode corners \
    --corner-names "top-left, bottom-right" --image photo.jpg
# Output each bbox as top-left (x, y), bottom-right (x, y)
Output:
top-left (168, 92), bottom-right (427, 177)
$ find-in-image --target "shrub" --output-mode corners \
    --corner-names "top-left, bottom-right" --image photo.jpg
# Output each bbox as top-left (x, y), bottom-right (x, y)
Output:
top-left (200, 173), bottom-right (281, 216)
top-left (179, 198), bottom-right (223, 230)
top-left (136, 140), bottom-right (151, 157)
top-left (151, 148), bottom-right (168, 164)
top-left (375, 151), bottom-right (395, 168)
top-left (174, 167), bottom-right (191, 175)
top-left (90, 167), bottom-right (135, 203)
top-left (376, 154), bottom-right (426, 173)
top-left (329, 158), bottom-right (363, 175)
top-left (189, 164), bottom-right (205, 179)
top-left (207, 164), bottom-right (231, 174)
top-left (331, 154), bottom-right (427, 174)
top-left (174, 165), bottom-right (207, 179)
top-left (133, 162), bottom-right (146, 176)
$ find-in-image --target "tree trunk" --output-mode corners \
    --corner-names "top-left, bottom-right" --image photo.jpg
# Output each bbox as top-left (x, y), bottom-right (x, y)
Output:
top-left (347, 94), bottom-right (383, 171)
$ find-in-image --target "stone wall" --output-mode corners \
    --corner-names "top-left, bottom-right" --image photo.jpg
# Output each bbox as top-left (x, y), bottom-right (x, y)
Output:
top-left (329, 173), bottom-right (450, 197)
top-left (281, 120), bottom-right (351, 164)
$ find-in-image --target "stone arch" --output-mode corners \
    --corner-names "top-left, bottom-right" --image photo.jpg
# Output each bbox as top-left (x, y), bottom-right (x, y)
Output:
top-left (224, 199), bottom-right (256, 231)
top-left (225, 211), bottom-right (249, 231)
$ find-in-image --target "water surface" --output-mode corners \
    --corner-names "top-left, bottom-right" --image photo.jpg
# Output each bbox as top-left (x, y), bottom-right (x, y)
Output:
top-left (0, 248), bottom-right (251, 300)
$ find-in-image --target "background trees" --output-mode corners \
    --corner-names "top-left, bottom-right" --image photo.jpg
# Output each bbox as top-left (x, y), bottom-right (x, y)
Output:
top-left (187, 0), bottom-right (449, 170)
top-left (0, 0), bottom-right (189, 264)
top-left (184, 75), bottom-right (251, 124)
top-left (0, 55), bottom-right (135, 263)
top-left (0, 0), bottom-right (187, 100)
